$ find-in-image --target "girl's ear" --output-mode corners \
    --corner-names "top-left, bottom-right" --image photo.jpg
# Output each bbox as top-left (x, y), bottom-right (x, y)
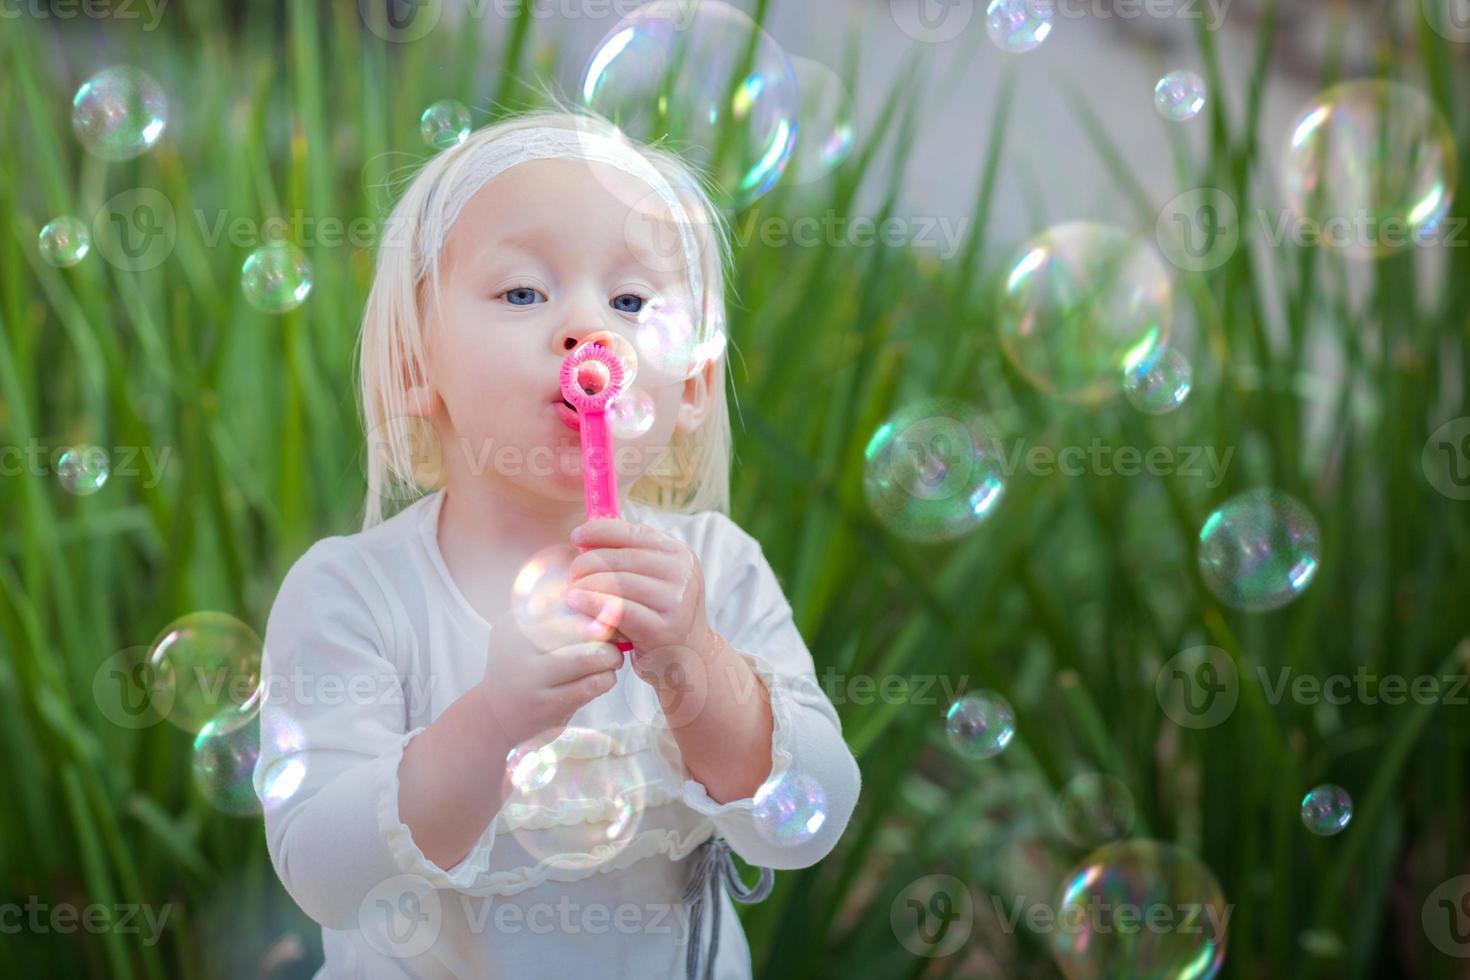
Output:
top-left (401, 343), bottom-right (439, 418)
top-left (673, 355), bottom-right (716, 433)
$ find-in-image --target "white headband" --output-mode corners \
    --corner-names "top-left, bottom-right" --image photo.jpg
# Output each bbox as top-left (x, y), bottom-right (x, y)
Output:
top-left (414, 126), bottom-right (705, 312)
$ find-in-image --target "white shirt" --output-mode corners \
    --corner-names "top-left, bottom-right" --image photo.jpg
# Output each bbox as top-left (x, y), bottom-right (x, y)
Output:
top-left (253, 489), bottom-right (861, 979)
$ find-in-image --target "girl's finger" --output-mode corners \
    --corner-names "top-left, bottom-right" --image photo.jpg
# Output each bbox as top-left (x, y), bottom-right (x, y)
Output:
top-left (567, 572), bottom-right (671, 613)
top-left (569, 546), bottom-right (679, 579)
top-left (571, 519), bottom-right (680, 551)
top-left (539, 641), bottom-right (624, 686)
top-left (562, 591), bottom-right (659, 643)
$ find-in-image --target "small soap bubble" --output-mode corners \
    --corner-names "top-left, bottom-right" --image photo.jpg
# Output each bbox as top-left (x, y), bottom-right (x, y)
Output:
top-left (506, 737), bottom-right (560, 792)
top-left (985, 0), bottom-right (1054, 53)
top-left (1155, 70), bottom-right (1207, 122)
top-left (148, 612), bottom-right (263, 734)
top-left (241, 242), bottom-right (314, 314)
top-left (753, 772), bottom-right (828, 846)
top-left (1283, 80), bottom-right (1456, 259)
top-left (513, 544), bottom-right (622, 652)
top-left (420, 99), bottom-right (471, 150)
top-left (863, 399), bottom-right (1006, 542)
top-left (582, 0), bottom-right (799, 208)
top-left (72, 66), bottom-right (167, 161)
top-left (578, 331), bottom-right (639, 388)
top-left (192, 711), bottom-right (264, 817)
top-left (1054, 773), bottom-right (1136, 849)
top-left (945, 691), bottom-right (1015, 759)
top-left (55, 445), bottom-right (110, 495)
top-left (787, 55), bottom-right (855, 185)
top-left (1052, 840), bottom-right (1228, 980)
top-left (38, 217), bottom-right (91, 267)
top-left (503, 727), bottom-right (646, 869)
top-left (607, 387), bottom-right (656, 439)
top-left (1300, 784), bottom-right (1352, 836)
top-left (1197, 489), bottom-right (1321, 612)
top-left (998, 222), bottom-right (1173, 403)
top-left (1123, 346), bottom-right (1193, 414)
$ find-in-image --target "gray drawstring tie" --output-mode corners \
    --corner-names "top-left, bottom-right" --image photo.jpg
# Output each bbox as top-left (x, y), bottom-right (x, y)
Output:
top-left (683, 837), bottom-right (774, 980)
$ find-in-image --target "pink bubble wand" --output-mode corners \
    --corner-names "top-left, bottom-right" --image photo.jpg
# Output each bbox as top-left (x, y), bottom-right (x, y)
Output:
top-left (559, 343), bottom-right (635, 654)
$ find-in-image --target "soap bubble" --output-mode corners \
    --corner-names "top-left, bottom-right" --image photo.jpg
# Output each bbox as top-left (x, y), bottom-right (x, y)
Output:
top-left (241, 242), bottom-right (314, 314)
top-left (607, 387), bottom-right (656, 439)
top-left (634, 295), bottom-right (707, 380)
top-left (148, 612), bottom-right (263, 734)
top-left (72, 66), bottom-right (167, 161)
top-left (863, 398), bottom-right (1007, 542)
top-left (502, 727), bottom-right (647, 870)
top-left (997, 222), bottom-right (1173, 403)
top-left (38, 217), bottom-right (91, 267)
top-left (753, 772), bottom-right (828, 846)
top-left (786, 55), bottom-right (855, 185)
top-left (512, 544), bottom-right (623, 651)
top-left (1197, 489), bottom-right (1320, 612)
top-left (1123, 346), bottom-right (1193, 414)
top-left (55, 445), bottom-right (110, 495)
top-left (582, 0), bottom-right (798, 209)
top-left (505, 735), bottom-right (561, 792)
top-left (945, 691), bottom-right (1016, 759)
top-left (420, 99), bottom-right (471, 150)
top-left (1054, 774), bottom-right (1136, 849)
top-left (1154, 70), bottom-right (1207, 122)
top-left (985, 0), bottom-right (1054, 53)
top-left (1300, 784), bottom-right (1352, 836)
top-left (1052, 840), bottom-right (1228, 980)
top-left (191, 708), bottom-right (300, 817)
top-left (1283, 80), bottom-right (1457, 259)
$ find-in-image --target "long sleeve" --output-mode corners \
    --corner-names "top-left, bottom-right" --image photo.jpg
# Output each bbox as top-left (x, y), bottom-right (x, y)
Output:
top-left (677, 516), bottom-right (862, 870)
top-left (253, 539), bottom-right (500, 930)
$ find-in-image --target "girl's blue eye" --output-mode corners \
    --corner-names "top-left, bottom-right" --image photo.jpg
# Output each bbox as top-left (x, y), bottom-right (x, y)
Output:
top-left (611, 293), bottom-right (644, 313)
top-left (505, 286), bottom-right (545, 306)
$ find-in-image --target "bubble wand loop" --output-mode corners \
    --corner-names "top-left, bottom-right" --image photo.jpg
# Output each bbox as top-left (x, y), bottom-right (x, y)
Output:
top-left (559, 343), bottom-right (635, 655)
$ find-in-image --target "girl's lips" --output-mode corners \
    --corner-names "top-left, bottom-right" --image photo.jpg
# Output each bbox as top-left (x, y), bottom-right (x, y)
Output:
top-left (554, 400), bottom-right (580, 431)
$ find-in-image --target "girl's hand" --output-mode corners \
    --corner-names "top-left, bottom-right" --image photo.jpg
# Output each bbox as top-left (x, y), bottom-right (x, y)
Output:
top-left (564, 518), bottom-right (712, 688)
top-left (475, 611), bottom-right (624, 751)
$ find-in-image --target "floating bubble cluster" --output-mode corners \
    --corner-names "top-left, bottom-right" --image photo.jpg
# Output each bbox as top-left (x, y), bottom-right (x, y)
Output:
top-left (753, 772), bottom-right (829, 846)
top-left (1054, 774), bottom-right (1136, 849)
top-left (582, 0), bottom-right (797, 209)
top-left (945, 691), bottom-right (1016, 760)
top-left (38, 217), bottom-right (91, 267)
top-left (72, 66), bottom-right (167, 161)
top-left (863, 399), bottom-right (1007, 542)
top-left (1283, 81), bottom-right (1457, 258)
top-left (1155, 70), bottom-right (1207, 122)
top-left (241, 242), bottom-right (314, 314)
top-left (985, 0), bottom-right (1054, 53)
top-left (1123, 346), bottom-right (1193, 414)
top-left (1052, 840), bottom-right (1228, 980)
top-left (997, 222), bottom-right (1173, 403)
top-left (1300, 784), bottom-right (1352, 836)
top-left (192, 711), bottom-right (264, 817)
top-left (55, 445), bottom-right (110, 495)
top-left (420, 99), bottom-right (471, 150)
top-left (1197, 489), bottom-right (1321, 612)
top-left (787, 55), bottom-right (855, 185)
top-left (147, 612), bottom-right (263, 733)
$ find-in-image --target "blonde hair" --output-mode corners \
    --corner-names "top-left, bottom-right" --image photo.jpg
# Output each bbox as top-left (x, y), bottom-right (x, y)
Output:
top-left (354, 106), bottom-right (735, 530)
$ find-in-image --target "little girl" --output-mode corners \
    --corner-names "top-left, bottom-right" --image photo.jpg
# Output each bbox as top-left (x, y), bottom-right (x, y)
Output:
top-left (253, 108), bottom-right (861, 979)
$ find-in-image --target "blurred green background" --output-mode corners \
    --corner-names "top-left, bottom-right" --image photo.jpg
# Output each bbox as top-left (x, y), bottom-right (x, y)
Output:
top-left (3, 0), bottom-right (1470, 977)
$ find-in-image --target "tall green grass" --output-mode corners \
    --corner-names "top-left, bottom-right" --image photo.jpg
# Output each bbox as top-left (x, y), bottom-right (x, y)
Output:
top-left (1, 1), bottom-right (1467, 977)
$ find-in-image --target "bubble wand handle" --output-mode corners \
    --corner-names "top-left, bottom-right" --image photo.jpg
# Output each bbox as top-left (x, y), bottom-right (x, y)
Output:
top-left (559, 344), bottom-right (634, 653)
